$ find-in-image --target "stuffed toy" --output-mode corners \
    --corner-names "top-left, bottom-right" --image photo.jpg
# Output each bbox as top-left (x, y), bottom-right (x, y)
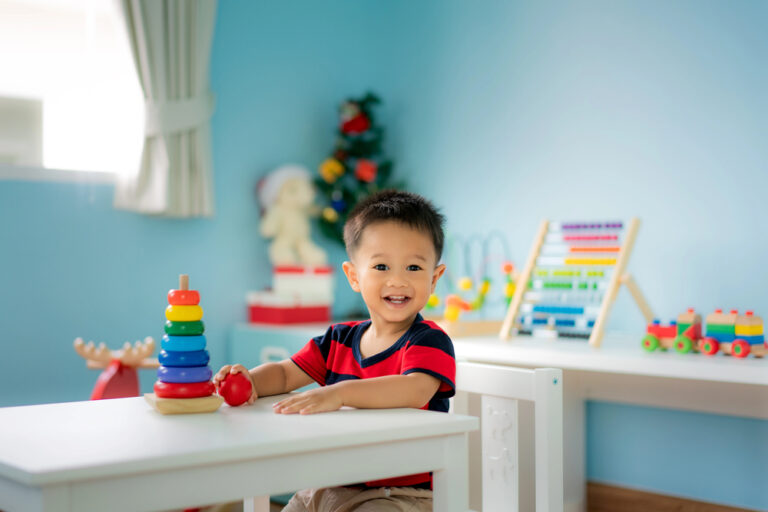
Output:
top-left (257, 165), bottom-right (327, 267)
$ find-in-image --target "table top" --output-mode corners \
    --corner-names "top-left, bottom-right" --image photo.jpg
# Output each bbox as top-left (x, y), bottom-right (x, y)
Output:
top-left (0, 395), bottom-right (477, 487)
top-left (454, 333), bottom-right (768, 386)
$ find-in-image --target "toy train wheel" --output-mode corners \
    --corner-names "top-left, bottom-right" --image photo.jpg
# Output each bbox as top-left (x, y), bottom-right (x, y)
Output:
top-left (642, 334), bottom-right (659, 352)
top-left (674, 335), bottom-right (694, 354)
top-left (699, 338), bottom-right (719, 356)
top-left (731, 339), bottom-right (750, 358)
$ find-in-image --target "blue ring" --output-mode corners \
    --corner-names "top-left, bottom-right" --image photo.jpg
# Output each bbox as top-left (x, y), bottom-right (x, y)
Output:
top-left (159, 349), bottom-right (210, 367)
top-left (161, 335), bottom-right (206, 352)
top-left (157, 365), bottom-right (212, 383)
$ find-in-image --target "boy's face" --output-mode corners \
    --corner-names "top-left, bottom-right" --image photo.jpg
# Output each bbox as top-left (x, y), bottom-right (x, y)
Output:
top-left (342, 221), bottom-right (446, 328)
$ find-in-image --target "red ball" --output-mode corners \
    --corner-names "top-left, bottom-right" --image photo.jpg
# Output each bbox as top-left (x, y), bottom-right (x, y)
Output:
top-left (219, 372), bottom-right (253, 407)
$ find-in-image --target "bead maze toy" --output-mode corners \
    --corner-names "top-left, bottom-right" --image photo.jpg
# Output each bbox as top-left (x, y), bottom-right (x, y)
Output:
top-left (500, 218), bottom-right (655, 347)
top-left (643, 308), bottom-right (766, 358)
top-left (144, 275), bottom-right (223, 414)
top-left (425, 231), bottom-right (519, 337)
top-left (74, 336), bottom-right (158, 400)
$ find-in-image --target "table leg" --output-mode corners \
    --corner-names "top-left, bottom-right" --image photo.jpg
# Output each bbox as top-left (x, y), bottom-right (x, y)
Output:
top-left (433, 433), bottom-right (470, 512)
top-left (243, 495), bottom-right (270, 512)
top-left (563, 371), bottom-right (586, 512)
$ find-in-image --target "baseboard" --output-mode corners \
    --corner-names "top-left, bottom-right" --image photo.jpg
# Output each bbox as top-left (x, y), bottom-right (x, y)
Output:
top-left (587, 482), bottom-right (758, 512)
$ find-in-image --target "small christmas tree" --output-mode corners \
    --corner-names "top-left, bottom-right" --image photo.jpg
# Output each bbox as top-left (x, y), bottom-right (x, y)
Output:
top-left (315, 92), bottom-right (402, 245)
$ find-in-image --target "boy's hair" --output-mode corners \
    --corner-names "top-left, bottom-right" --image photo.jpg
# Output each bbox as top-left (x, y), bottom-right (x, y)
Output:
top-left (343, 189), bottom-right (445, 261)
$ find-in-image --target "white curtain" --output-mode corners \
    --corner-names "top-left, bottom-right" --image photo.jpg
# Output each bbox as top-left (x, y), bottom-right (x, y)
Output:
top-left (114, 0), bottom-right (217, 217)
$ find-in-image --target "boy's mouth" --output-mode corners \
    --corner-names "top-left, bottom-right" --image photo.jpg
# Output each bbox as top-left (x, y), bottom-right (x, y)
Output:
top-left (384, 295), bottom-right (411, 306)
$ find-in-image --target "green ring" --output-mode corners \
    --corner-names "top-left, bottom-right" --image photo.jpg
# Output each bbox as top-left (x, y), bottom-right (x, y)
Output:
top-left (165, 320), bottom-right (205, 336)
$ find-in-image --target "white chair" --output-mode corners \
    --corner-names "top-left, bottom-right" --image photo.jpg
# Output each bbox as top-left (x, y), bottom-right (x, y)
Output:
top-left (453, 361), bottom-right (563, 512)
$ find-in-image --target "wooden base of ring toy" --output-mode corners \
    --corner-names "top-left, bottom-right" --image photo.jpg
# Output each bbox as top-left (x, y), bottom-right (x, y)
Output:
top-left (144, 393), bottom-right (223, 415)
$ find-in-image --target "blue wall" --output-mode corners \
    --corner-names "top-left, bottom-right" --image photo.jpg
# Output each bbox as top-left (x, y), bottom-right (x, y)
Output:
top-left (1, 0), bottom-right (767, 509)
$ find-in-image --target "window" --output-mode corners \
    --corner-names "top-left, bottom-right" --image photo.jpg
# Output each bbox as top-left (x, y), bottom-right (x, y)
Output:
top-left (0, 0), bottom-right (144, 178)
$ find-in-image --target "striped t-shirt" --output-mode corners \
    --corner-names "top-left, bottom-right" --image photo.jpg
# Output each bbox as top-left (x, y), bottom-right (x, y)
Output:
top-left (291, 313), bottom-right (456, 488)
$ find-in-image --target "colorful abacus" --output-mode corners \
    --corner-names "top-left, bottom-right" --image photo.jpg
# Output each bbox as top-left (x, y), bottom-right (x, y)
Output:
top-left (501, 218), bottom-right (655, 347)
top-left (144, 275), bottom-right (223, 414)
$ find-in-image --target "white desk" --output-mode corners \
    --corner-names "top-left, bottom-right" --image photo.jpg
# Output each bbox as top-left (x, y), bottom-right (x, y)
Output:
top-left (453, 333), bottom-right (768, 512)
top-left (0, 395), bottom-right (478, 512)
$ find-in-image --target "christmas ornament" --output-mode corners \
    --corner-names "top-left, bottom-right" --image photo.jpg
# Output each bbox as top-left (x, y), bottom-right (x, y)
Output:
top-left (340, 101), bottom-right (371, 134)
top-left (355, 159), bottom-right (378, 183)
top-left (314, 92), bottom-right (403, 245)
top-left (319, 158), bottom-right (344, 184)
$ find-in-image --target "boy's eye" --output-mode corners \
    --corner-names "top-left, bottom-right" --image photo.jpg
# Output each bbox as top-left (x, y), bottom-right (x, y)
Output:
top-left (373, 264), bottom-right (388, 271)
top-left (407, 265), bottom-right (423, 271)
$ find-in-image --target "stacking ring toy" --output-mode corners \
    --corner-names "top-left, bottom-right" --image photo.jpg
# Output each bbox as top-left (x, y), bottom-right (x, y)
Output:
top-left (165, 305), bottom-right (204, 322)
top-left (168, 289), bottom-right (200, 306)
top-left (154, 380), bottom-right (215, 399)
top-left (157, 365), bottom-right (212, 383)
top-left (161, 334), bottom-right (206, 352)
top-left (159, 349), bottom-right (210, 367)
top-left (165, 320), bottom-right (205, 336)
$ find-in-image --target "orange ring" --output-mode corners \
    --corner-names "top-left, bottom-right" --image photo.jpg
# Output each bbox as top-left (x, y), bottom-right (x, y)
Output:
top-left (168, 289), bottom-right (200, 306)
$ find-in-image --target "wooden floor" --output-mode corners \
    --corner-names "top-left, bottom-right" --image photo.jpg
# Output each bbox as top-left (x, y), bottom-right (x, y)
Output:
top-left (588, 483), bottom-right (758, 512)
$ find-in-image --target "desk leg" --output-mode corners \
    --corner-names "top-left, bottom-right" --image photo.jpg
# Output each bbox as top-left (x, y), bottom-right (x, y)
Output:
top-left (563, 371), bottom-right (586, 512)
top-left (243, 495), bottom-right (270, 512)
top-left (433, 433), bottom-right (470, 512)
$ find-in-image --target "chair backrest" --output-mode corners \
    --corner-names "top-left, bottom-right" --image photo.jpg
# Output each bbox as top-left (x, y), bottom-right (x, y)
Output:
top-left (455, 361), bottom-right (563, 512)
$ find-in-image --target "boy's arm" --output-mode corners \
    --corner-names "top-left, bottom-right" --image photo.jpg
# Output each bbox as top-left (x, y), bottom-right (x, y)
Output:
top-left (214, 359), bottom-right (314, 404)
top-left (273, 373), bottom-right (441, 415)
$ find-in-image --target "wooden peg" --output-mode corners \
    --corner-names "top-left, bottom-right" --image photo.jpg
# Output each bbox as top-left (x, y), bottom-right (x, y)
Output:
top-left (179, 274), bottom-right (189, 291)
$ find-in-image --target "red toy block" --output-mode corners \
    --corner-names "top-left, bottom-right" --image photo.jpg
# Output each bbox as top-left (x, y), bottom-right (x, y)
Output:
top-left (248, 304), bottom-right (331, 324)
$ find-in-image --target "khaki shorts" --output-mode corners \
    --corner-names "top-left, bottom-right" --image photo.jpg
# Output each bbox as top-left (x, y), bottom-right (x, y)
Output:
top-left (282, 486), bottom-right (433, 512)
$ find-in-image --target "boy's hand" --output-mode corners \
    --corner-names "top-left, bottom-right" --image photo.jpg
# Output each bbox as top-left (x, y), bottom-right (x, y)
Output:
top-left (272, 386), bottom-right (342, 415)
top-left (213, 364), bottom-right (258, 405)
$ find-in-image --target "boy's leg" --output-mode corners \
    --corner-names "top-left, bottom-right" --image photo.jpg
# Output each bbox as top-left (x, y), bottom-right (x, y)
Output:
top-left (281, 490), bottom-right (312, 512)
top-left (337, 487), bottom-right (432, 512)
top-left (281, 488), bottom-right (361, 512)
top-left (282, 487), bottom-right (432, 512)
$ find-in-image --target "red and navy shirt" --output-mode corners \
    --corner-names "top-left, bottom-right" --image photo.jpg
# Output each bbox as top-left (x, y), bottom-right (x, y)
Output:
top-left (291, 313), bottom-right (456, 489)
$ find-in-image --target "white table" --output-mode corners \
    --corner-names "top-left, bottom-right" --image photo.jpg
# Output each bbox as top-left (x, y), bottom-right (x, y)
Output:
top-left (453, 333), bottom-right (768, 512)
top-left (0, 395), bottom-right (478, 512)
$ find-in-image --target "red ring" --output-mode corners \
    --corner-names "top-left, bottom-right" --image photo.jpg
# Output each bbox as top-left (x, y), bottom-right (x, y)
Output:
top-left (154, 380), bottom-right (214, 398)
top-left (167, 289), bottom-right (200, 306)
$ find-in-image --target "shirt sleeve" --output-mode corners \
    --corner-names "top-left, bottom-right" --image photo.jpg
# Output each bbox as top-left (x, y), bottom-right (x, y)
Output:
top-left (290, 325), bottom-right (334, 386)
top-left (401, 328), bottom-right (456, 398)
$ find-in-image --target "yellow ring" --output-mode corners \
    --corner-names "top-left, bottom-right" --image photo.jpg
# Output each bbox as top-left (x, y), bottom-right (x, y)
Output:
top-left (166, 304), bottom-right (203, 322)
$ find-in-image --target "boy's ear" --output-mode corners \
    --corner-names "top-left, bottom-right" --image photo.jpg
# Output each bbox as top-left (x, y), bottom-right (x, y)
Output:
top-left (342, 261), bottom-right (361, 292)
top-left (431, 263), bottom-right (447, 292)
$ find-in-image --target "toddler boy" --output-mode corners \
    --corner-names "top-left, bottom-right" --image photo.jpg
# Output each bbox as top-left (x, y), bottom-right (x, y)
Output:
top-left (214, 190), bottom-right (455, 512)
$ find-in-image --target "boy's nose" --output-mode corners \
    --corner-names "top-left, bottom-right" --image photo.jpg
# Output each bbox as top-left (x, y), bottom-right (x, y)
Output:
top-left (386, 273), bottom-right (408, 287)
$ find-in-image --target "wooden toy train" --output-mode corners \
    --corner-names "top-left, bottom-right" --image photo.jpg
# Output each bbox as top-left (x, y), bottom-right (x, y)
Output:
top-left (642, 308), bottom-right (766, 358)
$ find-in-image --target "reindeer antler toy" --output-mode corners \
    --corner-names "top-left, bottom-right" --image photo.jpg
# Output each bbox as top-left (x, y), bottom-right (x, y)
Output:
top-left (74, 336), bottom-right (158, 400)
